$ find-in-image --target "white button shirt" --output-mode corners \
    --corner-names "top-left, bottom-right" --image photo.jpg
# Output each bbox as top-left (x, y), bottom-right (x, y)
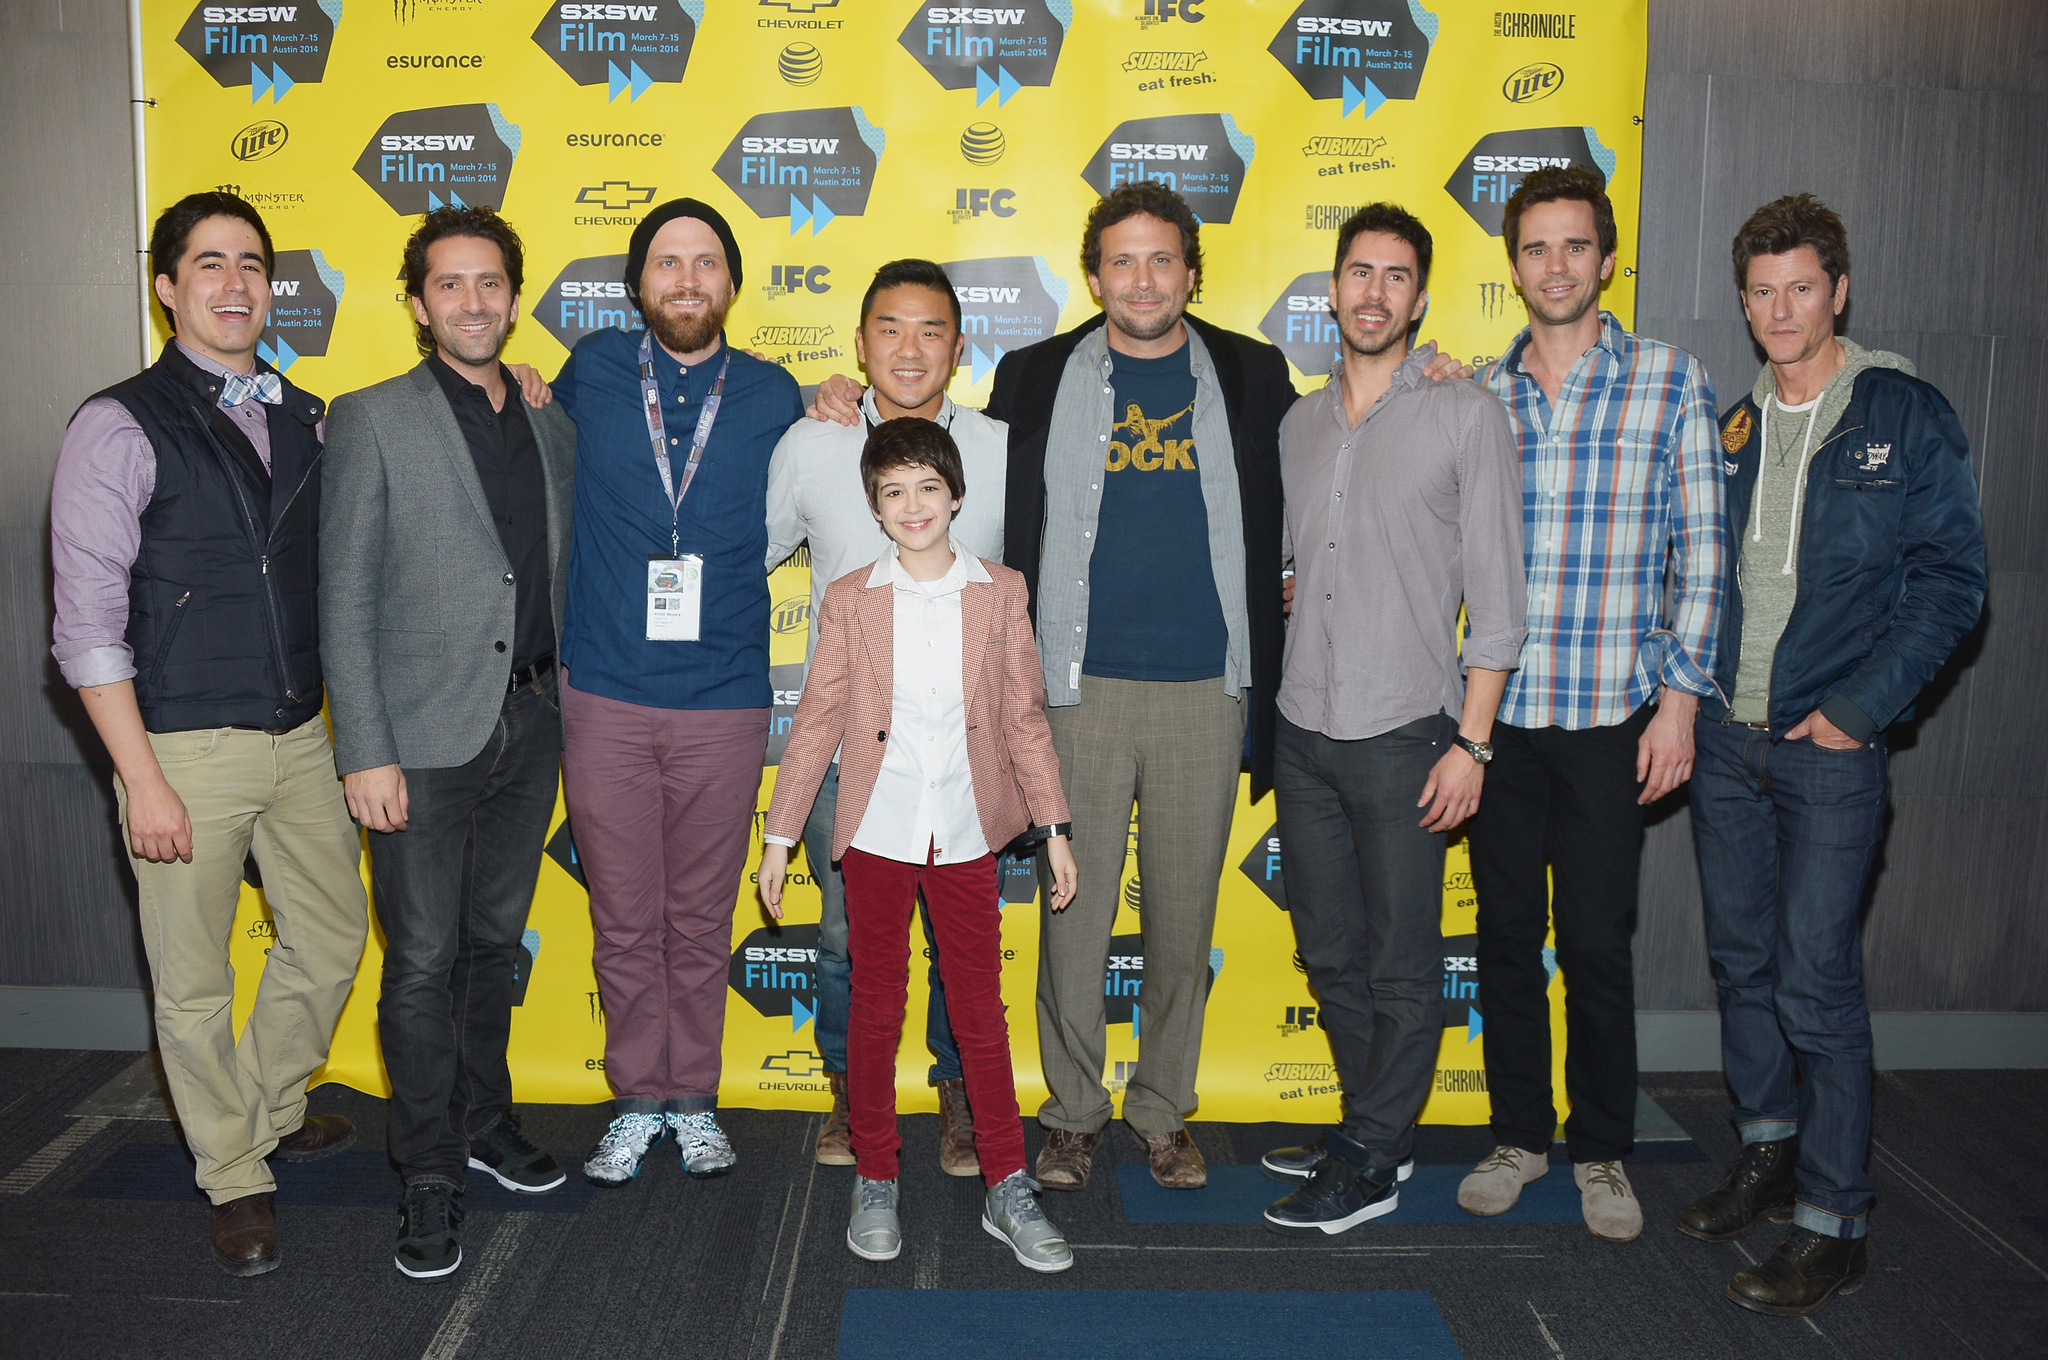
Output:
top-left (849, 541), bottom-right (991, 866)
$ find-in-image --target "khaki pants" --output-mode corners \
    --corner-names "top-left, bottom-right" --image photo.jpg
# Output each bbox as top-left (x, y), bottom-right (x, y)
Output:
top-left (115, 718), bottom-right (368, 1203)
top-left (1035, 677), bottom-right (1243, 1139)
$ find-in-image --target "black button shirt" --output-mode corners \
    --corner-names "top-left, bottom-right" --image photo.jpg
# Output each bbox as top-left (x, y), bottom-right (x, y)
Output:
top-left (426, 354), bottom-right (555, 671)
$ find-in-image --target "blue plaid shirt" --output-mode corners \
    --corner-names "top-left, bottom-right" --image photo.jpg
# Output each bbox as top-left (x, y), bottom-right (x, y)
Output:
top-left (1483, 313), bottom-right (1727, 731)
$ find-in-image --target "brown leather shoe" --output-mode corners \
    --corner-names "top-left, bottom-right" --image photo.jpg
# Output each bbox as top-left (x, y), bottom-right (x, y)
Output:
top-left (1145, 1128), bottom-right (1208, 1189)
top-left (271, 1113), bottom-right (356, 1163)
top-left (935, 1078), bottom-right (980, 1178)
top-left (210, 1191), bottom-right (281, 1277)
top-left (1034, 1129), bottom-right (1097, 1191)
top-left (815, 1073), bottom-right (854, 1166)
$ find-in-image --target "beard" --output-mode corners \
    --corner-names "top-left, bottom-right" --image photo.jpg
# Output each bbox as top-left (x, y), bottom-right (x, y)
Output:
top-left (1104, 288), bottom-right (1187, 344)
top-left (1338, 309), bottom-right (1407, 359)
top-left (430, 310), bottom-right (509, 367)
top-left (646, 288), bottom-right (732, 355)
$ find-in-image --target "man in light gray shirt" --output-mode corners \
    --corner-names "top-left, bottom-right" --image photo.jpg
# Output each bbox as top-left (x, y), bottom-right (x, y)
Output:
top-left (767, 259), bottom-right (1005, 1177)
top-left (1258, 205), bottom-right (1526, 1237)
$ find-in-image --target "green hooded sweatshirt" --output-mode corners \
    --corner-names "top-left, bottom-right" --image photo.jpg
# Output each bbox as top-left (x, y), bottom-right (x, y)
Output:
top-left (1730, 338), bottom-right (1916, 723)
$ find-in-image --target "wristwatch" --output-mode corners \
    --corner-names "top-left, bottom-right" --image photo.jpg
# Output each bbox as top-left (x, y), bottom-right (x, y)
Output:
top-left (1019, 822), bottom-right (1073, 845)
top-left (1453, 734), bottom-right (1494, 765)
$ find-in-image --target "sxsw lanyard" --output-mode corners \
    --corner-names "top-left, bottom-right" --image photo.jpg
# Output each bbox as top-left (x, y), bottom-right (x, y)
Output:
top-left (639, 329), bottom-right (729, 555)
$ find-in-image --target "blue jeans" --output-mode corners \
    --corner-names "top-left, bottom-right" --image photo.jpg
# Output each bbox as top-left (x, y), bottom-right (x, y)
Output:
top-left (1690, 716), bottom-right (1889, 1239)
top-left (806, 763), bottom-right (962, 1082)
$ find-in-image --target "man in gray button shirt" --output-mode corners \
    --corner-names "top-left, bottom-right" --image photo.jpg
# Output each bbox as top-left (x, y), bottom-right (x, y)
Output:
top-left (1257, 206), bottom-right (1527, 1237)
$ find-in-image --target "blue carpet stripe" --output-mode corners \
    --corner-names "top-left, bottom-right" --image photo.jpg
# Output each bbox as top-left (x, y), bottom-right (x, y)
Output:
top-left (67, 1143), bottom-right (593, 1212)
top-left (837, 1289), bottom-right (1463, 1360)
top-left (1116, 1163), bottom-right (1583, 1225)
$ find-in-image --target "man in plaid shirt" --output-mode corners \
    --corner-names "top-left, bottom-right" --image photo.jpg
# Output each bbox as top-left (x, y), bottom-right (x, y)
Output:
top-left (1454, 167), bottom-right (1727, 1243)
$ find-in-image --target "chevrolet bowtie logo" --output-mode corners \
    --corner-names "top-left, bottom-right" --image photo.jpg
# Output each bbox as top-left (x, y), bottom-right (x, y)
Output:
top-left (759, 1049), bottom-right (824, 1077)
top-left (576, 181), bottom-right (657, 211)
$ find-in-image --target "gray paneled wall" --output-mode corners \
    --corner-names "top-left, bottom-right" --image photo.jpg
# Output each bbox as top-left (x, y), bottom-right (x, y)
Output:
top-left (0, 0), bottom-right (2041, 1015)
top-left (1632, 0), bottom-right (2048, 1011)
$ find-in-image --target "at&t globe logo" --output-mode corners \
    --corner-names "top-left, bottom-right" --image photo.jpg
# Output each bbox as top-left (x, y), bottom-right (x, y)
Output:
top-left (960, 122), bottom-right (1005, 164)
top-left (779, 41), bottom-right (824, 83)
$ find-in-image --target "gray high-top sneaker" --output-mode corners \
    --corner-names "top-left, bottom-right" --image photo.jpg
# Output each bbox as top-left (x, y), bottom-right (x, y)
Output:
top-left (847, 1176), bottom-right (902, 1261)
top-left (982, 1171), bottom-right (1073, 1274)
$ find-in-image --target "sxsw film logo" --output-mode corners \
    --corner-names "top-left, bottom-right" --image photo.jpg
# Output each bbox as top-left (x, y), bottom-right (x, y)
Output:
top-left (900, 3), bottom-right (1068, 107)
top-left (941, 256), bottom-right (1066, 384)
top-left (762, 263), bottom-right (833, 300)
top-left (544, 818), bottom-right (587, 888)
top-left (1258, 271), bottom-right (1340, 376)
top-left (1442, 931), bottom-right (1482, 1041)
top-left (1137, 0), bottom-right (1205, 26)
top-left (1449, 125), bottom-right (1616, 236)
top-left (231, 119), bottom-right (289, 163)
top-left (769, 659), bottom-right (804, 763)
top-left (1103, 933), bottom-right (1221, 1036)
top-left (353, 105), bottom-right (519, 214)
top-left (1237, 823), bottom-right (1288, 909)
top-left (949, 187), bottom-right (1015, 223)
top-left (1125, 49), bottom-right (1213, 92)
top-left (535, 254), bottom-right (641, 352)
top-left (1080, 113), bottom-right (1254, 223)
top-left (510, 928), bottom-right (540, 1006)
top-left (1503, 60), bottom-right (1563, 103)
top-left (535, 0), bottom-right (701, 102)
top-left (176, 1), bottom-right (340, 102)
top-left (713, 107), bottom-right (886, 237)
top-left (257, 249), bottom-right (341, 371)
top-left (730, 924), bottom-right (824, 1030)
top-left (1268, 0), bottom-right (1437, 119)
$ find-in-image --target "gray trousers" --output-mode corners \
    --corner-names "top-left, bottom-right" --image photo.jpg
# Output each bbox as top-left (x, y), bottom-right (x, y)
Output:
top-left (1273, 713), bottom-right (1450, 1173)
top-left (1036, 676), bottom-right (1244, 1139)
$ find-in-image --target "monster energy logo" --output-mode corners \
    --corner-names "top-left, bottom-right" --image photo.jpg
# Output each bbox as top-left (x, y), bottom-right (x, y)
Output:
top-left (1477, 281), bottom-right (1509, 320)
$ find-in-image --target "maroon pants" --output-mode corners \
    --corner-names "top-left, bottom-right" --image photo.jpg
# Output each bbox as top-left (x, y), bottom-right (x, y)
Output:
top-left (561, 674), bottom-right (767, 1112)
top-left (842, 846), bottom-right (1025, 1186)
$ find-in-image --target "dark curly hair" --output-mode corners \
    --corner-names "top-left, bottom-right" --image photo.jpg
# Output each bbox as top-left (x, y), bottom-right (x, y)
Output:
top-left (401, 206), bottom-right (526, 356)
top-left (1502, 164), bottom-right (1617, 263)
top-left (1080, 181), bottom-right (1202, 284)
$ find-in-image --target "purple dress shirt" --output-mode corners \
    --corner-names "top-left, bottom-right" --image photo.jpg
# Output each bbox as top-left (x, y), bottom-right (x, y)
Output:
top-left (50, 342), bottom-right (303, 689)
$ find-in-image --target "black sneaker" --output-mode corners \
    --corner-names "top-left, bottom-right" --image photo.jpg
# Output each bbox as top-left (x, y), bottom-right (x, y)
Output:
top-left (1261, 1131), bottom-right (1413, 1184)
top-left (1264, 1157), bottom-right (1399, 1237)
top-left (395, 1180), bottom-right (464, 1279)
top-left (467, 1112), bottom-right (566, 1194)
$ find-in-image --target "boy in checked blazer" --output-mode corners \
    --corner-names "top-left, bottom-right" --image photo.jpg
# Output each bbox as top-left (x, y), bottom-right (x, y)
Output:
top-left (758, 418), bottom-right (1079, 1273)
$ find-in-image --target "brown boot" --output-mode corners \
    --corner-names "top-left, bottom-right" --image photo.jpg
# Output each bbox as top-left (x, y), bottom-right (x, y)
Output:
top-left (1034, 1129), bottom-right (1098, 1191)
top-left (1145, 1128), bottom-right (1208, 1189)
top-left (815, 1073), bottom-right (854, 1166)
top-left (271, 1113), bottom-right (356, 1162)
top-left (210, 1191), bottom-right (281, 1277)
top-left (935, 1078), bottom-right (980, 1178)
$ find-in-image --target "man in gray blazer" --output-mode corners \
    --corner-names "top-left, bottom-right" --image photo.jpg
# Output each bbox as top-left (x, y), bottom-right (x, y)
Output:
top-left (320, 207), bottom-right (575, 1280)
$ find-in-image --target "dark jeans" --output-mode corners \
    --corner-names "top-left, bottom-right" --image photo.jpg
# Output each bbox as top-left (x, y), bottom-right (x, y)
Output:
top-left (372, 672), bottom-right (561, 1186)
top-left (1691, 716), bottom-right (1888, 1239)
top-left (806, 761), bottom-right (962, 1083)
top-left (1274, 713), bottom-right (1452, 1175)
top-left (1467, 704), bottom-right (1653, 1164)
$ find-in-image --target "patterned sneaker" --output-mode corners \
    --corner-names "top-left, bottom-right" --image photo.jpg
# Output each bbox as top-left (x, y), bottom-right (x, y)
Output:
top-left (583, 1112), bottom-right (666, 1187)
top-left (667, 1110), bottom-right (738, 1178)
top-left (982, 1172), bottom-right (1072, 1273)
top-left (468, 1112), bottom-right (566, 1193)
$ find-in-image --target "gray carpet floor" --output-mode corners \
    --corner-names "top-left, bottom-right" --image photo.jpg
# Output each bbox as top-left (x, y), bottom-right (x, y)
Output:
top-left (0, 1049), bottom-right (2039, 1359)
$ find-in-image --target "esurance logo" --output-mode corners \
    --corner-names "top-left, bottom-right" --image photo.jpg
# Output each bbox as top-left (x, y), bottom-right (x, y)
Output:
top-left (729, 925), bottom-right (824, 1030)
top-left (714, 107), bottom-right (885, 236)
top-left (1447, 125), bottom-right (1615, 236)
top-left (1080, 113), bottom-right (1253, 223)
top-left (176, 0), bottom-right (338, 102)
top-left (535, 0), bottom-right (701, 101)
top-left (1268, 1), bottom-right (1436, 118)
top-left (941, 256), bottom-right (1066, 384)
top-left (1258, 272), bottom-right (1340, 377)
top-left (1503, 61), bottom-right (1562, 102)
top-left (535, 254), bottom-right (640, 352)
top-left (231, 119), bottom-right (289, 162)
top-left (257, 249), bottom-right (342, 371)
top-left (353, 105), bottom-right (518, 214)
top-left (900, 2), bottom-right (1067, 106)
top-left (1237, 822), bottom-right (1288, 909)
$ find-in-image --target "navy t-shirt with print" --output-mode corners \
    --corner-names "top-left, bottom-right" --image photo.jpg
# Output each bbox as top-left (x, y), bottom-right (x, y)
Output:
top-left (1083, 342), bottom-right (1228, 682)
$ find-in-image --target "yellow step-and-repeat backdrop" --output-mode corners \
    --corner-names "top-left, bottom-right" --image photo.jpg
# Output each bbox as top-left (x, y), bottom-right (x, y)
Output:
top-left (142, 0), bottom-right (1644, 1123)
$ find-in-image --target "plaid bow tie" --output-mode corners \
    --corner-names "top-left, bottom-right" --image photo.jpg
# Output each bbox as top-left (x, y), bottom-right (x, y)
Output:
top-left (220, 370), bottom-right (283, 407)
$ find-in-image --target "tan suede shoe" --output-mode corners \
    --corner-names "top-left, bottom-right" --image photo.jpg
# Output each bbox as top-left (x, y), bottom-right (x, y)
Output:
top-left (1456, 1145), bottom-right (1548, 1216)
top-left (1575, 1160), bottom-right (1643, 1242)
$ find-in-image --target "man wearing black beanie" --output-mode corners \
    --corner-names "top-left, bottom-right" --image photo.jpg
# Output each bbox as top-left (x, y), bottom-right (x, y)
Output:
top-left (549, 196), bottom-right (804, 1186)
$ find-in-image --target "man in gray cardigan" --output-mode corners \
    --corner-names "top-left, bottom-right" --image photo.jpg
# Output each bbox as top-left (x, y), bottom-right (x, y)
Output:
top-left (320, 207), bottom-right (576, 1280)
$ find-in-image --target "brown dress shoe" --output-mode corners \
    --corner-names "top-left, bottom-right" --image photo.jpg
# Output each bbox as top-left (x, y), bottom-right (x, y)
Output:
top-left (271, 1113), bottom-right (356, 1163)
top-left (815, 1073), bottom-right (854, 1166)
top-left (1146, 1129), bottom-right (1208, 1189)
top-left (1034, 1129), bottom-right (1097, 1191)
top-left (211, 1192), bottom-right (281, 1277)
top-left (935, 1079), bottom-right (980, 1177)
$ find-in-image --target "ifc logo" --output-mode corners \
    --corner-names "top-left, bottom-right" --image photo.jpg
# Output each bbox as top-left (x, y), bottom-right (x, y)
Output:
top-left (231, 119), bottom-right (288, 163)
top-left (779, 42), bottom-right (823, 84)
top-left (960, 122), bottom-right (1005, 164)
